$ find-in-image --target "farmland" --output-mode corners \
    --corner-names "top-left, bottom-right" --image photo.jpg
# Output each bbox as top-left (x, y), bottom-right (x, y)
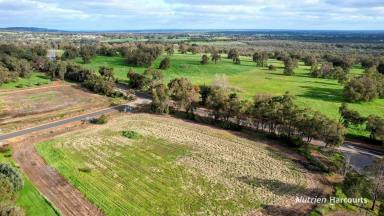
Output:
top-left (36, 113), bottom-right (324, 215)
top-left (0, 84), bottom-right (111, 133)
top-left (77, 53), bottom-right (383, 137)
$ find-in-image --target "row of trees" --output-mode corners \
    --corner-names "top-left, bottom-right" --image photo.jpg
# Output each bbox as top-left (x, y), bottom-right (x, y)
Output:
top-left (127, 68), bottom-right (346, 148)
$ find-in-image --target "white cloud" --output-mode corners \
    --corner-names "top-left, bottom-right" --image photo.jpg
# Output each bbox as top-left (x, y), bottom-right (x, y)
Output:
top-left (0, 0), bottom-right (383, 30)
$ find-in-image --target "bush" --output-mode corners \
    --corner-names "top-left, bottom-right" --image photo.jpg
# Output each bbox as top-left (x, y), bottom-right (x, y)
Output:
top-left (90, 115), bottom-right (108, 124)
top-left (342, 171), bottom-right (370, 198)
top-left (158, 57), bottom-right (170, 70)
top-left (127, 70), bottom-right (150, 90)
top-left (0, 202), bottom-right (24, 216)
top-left (0, 164), bottom-right (23, 192)
top-left (201, 55), bottom-right (209, 64)
top-left (268, 65), bottom-right (276, 70)
top-left (78, 166), bottom-right (92, 173)
top-left (0, 177), bottom-right (14, 202)
top-left (344, 73), bottom-right (382, 102)
top-left (122, 130), bottom-right (142, 139)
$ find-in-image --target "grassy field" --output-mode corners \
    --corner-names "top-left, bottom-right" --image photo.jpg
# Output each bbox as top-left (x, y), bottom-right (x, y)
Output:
top-left (36, 113), bottom-right (319, 215)
top-left (0, 72), bottom-right (51, 89)
top-left (77, 53), bottom-right (384, 137)
top-left (0, 148), bottom-right (59, 216)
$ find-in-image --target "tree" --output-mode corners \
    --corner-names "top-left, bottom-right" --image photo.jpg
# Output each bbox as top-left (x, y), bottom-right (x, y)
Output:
top-left (179, 44), bottom-right (188, 54)
top-left (127, 68), bottom-right (149, 90)
top-left (165, 47), bottom-right (174, 56)
top-left (232, 55), bottom-right (241, 65)
top-left (99, 66), bottom-right (115, 81)
top-left (342, 171), bottom-right (370, 198)
top-left (253, 51), bottom-right (268, 67)
top-left (143, 68), bottom-right (163, 89)
top-left (344, 73), bottom-right (381, 102)
top-left (0, 164), bottom-right (23, 192)
top-left (366, 115), bottom-right (384, 142)
top-left (367, 158), bottom-right (384, 210)
top-left (304, 55), bottom-right (317, 66)
top-left (283, 57), bottom-right (295, 75)
top-left (0, 66), bottom-right (12, 84)
top-left (378, 62), bottom-right (384, 74)
top-left (158, 57), bottom-right (171, 70)
top-left (151, 84), bottom-right (170, 114)
top-left (56, 62), bottom-right (67, 80)
top-left (125, 46), bottom-right (162, 67)
top-left (268, 65), bottom-right (276, 71)
top-left (311, 62), bottom-right (332, 78)
top-left (206, 86), bottom-right (229, 121)
top-left (201, 55), bottom-right (209, 64)
top-left (227, 48), bottom-right (239, 59)
top-left (338, 103), bottom-right (366, 127)
top-left (211, 52), bottom-right (221, 64)
top-left (168, 77), bottom-right (200, 115)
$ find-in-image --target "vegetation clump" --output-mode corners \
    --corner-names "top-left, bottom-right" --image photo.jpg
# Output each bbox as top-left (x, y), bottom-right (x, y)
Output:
top-left (158, 57), bottom-right (170, 69)
top-left (122, 130), bottom-right (142, 139)
top-left (90, 115), bottom-right (108, 124)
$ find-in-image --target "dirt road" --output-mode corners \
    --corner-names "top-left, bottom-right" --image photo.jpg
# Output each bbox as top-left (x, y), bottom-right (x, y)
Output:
top-left (13, 138), bottom-right (104, 216)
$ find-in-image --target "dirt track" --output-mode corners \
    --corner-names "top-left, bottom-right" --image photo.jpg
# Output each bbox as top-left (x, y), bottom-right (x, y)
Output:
top-left (12, 132), bottom-right (104, 216)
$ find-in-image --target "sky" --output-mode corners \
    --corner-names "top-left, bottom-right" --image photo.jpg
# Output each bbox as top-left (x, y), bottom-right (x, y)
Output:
top-left (0, 0), bottom-right (384, 31)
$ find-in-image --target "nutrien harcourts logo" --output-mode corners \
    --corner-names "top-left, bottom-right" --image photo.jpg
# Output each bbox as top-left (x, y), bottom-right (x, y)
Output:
top-left (296, 196), bottom-right (367, 204)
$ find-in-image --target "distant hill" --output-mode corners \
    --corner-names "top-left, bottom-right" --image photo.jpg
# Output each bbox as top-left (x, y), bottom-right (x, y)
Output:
top-left (0, 27), bottom-right (65, 32)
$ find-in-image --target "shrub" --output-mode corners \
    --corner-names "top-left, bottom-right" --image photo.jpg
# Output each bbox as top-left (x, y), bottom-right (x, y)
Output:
top-left (0, 202), bottom-right (24, 216)
top-left (122, 130), bottom-right (142, 139)
top-left (127, 70), bottom-right (150, 90)
top-left (90, 115), bottom-right (108, 124)
top-left (158, 57), bottom-right (170, 70)
top-left (0, 177), bottom-right (14, 202)
top-left (0, 164), bottom-right (23, 192)
top-left (344, 73), bottom-right (381, 102)
top-left (200, 55), bottom-right (209, 64)
top-left (342, 171), bottom-right (370, 198)
top-left (268, 65), bottom-right (276, 70)
top-left (78, 166), bottom-right (92, 173)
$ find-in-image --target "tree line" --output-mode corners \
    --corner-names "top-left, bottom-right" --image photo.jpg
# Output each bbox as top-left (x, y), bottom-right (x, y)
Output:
top-left (127, 69), bottom-right (346, 148)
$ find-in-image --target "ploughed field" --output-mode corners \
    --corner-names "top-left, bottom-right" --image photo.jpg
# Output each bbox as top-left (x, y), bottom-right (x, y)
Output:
top-left (37, 113), bottom-right (323, 215)
top-left (0, 85), bottom-right (110, 133)
top-left (77, 53), bottom-right (383, 138)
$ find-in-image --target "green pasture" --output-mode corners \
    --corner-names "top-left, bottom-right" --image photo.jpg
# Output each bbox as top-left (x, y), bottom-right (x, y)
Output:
top-left (77, 53), bottom-right (383, 137)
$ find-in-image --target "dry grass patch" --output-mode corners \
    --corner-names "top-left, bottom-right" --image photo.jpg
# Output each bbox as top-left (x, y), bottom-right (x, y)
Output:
top-left (0, 85), bottom-right (110, 132)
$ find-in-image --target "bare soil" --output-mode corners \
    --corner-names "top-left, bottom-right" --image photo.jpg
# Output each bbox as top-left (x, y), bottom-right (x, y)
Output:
top-left (0, 84), bottom-right (111, 133)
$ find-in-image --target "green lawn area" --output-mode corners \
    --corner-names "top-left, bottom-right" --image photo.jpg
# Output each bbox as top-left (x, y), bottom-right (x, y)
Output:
top-left (0, 149), bottom-right (59, 216)
top-left (76, 53), bottom-right (384, 137)
top-left (0, 72), bottom-right (51, 89)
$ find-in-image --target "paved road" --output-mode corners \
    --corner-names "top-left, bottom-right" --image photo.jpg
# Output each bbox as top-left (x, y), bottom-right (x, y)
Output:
top-left (0, 105), bottom-right (128, 141)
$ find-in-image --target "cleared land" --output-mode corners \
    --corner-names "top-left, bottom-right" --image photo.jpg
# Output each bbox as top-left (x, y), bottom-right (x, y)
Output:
top-left (37, 113), bottom-right (325, 216)
top-left (77, 54), bottom-right (383, 137)
top-left (0, 148), bottom-right (58, 216)
top-left (0, 84), bottom-right (111, 133)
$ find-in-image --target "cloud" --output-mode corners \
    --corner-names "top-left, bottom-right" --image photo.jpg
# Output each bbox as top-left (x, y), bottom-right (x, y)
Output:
top-left (0, 0), bottom-right (383, 30)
